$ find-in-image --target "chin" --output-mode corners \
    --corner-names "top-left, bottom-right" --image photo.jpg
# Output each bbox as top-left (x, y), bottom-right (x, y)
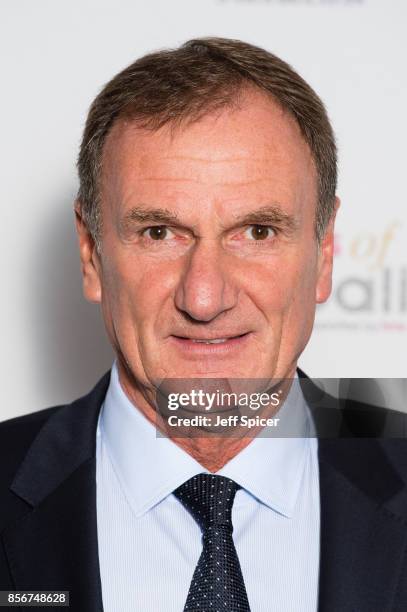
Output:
top-left (168, 363), bottom-right (267, 380)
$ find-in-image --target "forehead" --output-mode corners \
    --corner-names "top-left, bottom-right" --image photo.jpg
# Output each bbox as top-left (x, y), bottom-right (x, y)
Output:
top-left (100, 88), bottom-right (317, 213)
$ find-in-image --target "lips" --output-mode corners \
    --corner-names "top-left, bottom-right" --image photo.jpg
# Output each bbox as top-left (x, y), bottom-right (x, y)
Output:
top-left (191, 338), bottom-right (229, 344)
top-left (176, 334), bottom-right (247, 344)
top-left (169, 332), bottom-right (251, 353)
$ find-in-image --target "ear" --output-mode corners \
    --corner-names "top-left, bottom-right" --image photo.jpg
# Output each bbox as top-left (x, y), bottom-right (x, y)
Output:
top-left (316, 197), bottom-right (340, 304)
top-left (74, 200), bottom-right (102, 303)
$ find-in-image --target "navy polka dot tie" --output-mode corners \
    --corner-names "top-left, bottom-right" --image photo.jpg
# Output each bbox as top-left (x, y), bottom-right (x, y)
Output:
top-left (173, 473), bottom-right (251, 611)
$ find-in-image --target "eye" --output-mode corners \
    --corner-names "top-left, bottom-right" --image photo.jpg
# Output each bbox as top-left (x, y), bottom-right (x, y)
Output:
top-left (243, 225), bottom-right (276, 241)
top-left (142, 225), bottom-right (175, 241)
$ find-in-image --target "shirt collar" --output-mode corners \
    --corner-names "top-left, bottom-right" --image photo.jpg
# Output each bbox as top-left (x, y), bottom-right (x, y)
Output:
top-left (99, 361), bottom-right (315, 519)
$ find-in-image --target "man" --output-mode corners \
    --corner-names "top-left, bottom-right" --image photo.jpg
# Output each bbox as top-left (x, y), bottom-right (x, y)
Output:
top-left (1, 37), bottom-right (407, 612)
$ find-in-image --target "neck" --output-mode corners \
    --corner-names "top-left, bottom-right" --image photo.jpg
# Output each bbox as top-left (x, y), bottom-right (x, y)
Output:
top-left (116, 359), bottom-right (296, 472)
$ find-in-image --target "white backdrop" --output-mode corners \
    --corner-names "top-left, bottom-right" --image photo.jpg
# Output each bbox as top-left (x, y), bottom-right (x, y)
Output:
top-left (1, 0), bottom-right (406, 421)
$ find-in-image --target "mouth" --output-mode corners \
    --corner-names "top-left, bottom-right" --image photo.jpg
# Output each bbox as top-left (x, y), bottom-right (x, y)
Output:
top-left (169, 332), bottom-right (252, 354)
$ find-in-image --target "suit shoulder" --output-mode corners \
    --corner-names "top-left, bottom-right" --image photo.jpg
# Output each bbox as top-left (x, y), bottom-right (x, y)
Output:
top-left (0, 404), bottom-right (63, 443)
top-left (0, 404), bottom-right (65, 486)
top-left (0, 404), bottom-right (62, 430)
top-left (0, 372), bottom-right (111, 480)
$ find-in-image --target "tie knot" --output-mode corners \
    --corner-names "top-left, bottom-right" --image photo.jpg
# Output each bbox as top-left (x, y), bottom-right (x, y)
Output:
top-left (174, 473), bottom-right (240, 531)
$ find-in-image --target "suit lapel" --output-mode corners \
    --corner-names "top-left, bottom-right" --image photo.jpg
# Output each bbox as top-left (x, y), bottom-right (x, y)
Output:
top-left (1, 373), bottom-right (110, 611)
top-left (317, 438), bottom-right (407, 612)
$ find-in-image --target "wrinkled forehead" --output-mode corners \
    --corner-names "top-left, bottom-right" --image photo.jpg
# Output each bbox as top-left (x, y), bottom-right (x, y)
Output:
top-left (99, 89), bottom-right (317, 218)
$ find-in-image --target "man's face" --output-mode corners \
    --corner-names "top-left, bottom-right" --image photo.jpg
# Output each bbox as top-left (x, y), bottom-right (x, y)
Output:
top-left (77, 88), bottom-right (336, 394)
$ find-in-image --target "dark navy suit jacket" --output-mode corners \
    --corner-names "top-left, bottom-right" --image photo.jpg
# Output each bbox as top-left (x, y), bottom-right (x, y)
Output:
top-left (1, 371), bottom-right (407, 611)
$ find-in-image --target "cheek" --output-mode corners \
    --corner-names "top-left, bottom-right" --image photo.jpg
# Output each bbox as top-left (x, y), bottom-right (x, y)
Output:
top-left (101, 253), bottom-right (176, 327)
top-left (249, 251), bottom-right (319, 316)
top-left (282, 254), bottom-right (320, 349)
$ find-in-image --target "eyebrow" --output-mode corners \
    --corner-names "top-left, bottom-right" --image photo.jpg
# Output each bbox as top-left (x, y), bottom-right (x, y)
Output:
top-left (231, 205), bottom-right (299, 233)
top-left (120, 207), bottom-right (180, 231)
top-left (119, 204), bottom-right (298, 233)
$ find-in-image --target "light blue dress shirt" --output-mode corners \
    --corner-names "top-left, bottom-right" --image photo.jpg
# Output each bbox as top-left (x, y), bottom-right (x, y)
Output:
top-left (96, 362), bottom-right (320, 611)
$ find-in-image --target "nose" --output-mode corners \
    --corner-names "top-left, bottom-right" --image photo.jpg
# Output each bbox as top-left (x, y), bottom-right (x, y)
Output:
top-left (174, 240), bottom-right (238, 322)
